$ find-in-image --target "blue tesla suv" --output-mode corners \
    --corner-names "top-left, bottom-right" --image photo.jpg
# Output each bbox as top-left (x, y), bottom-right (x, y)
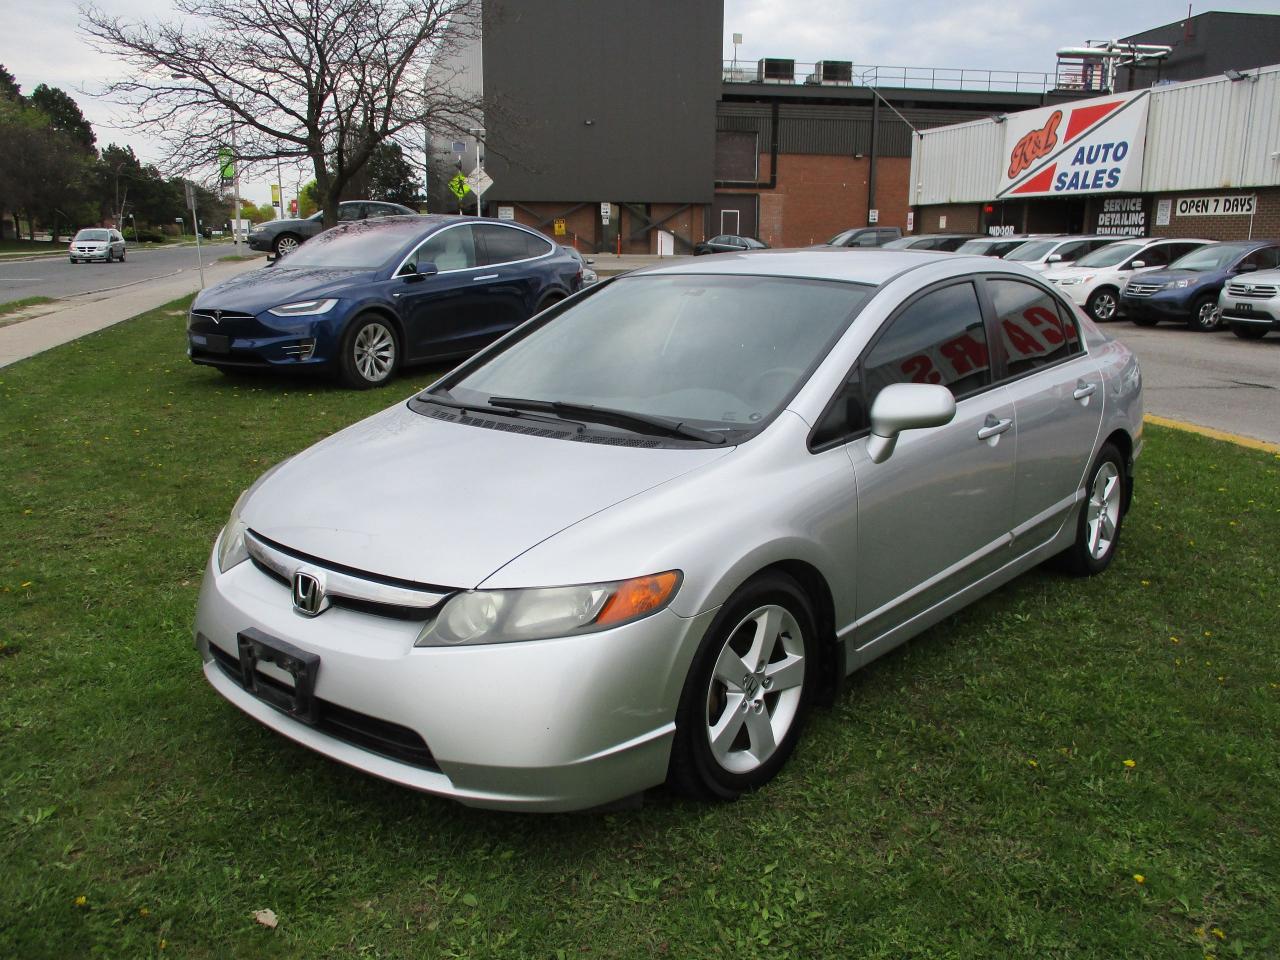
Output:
top-left (187, 216), bottom-right (583, 387)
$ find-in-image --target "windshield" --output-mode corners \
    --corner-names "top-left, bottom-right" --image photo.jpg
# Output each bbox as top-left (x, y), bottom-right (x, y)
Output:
top-left (880, 237), bottom-right (919, 249)
top-left (1076, 242), bottom-right (1144, 268)
top-left (1005, 239), bottom-right (1058, 261)
top-left (278, 221), bottom-right (414, 269)
top-left (75, 230), bottom-right (110, 242)
top-left (1169, 244), bottom-right (1245, 272)
top-left (827, 230), bottom-right (856, 245)
top-left (443, 274), bottom-right (874, 432)
top-left (956, 239), bottom-right (993, 254)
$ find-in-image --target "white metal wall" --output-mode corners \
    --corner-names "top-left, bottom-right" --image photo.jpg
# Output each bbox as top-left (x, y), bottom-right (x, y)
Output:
top-left (909, 118), bottom-right (1004, 205)
top-left (909, 63), bottom-right (1280, 202)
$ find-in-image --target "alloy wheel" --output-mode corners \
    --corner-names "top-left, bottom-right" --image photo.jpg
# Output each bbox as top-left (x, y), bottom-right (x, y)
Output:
top-left (704, 604), bottom-right (805, 774)
top-left (276, 236), bottom-right (299, 256)
top-left (1085, 462), bottom-right (1121, 560)
top-left (353, 322), bottom-right (395, 383)
top-left (1195, 300), bottom-right (1220, 330)
top-left (1091, 292), bottom-right (1117, 321)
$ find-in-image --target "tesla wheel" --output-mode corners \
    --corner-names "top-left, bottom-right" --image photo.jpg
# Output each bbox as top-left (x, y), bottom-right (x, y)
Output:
top-left (1230, 324), bottom-right (1267, 340)
top-left (273, 234), bottom-right (301, 257)
top-left (1054, 443), bottom-right (1126, 577)
top-left (1086, 287), bottom-right (1119, 322)
top-left (668, 572), bottom-right (817, 801)
top-left (339, 315), bottom-right (400, 389)
top-left (1188, 294), bottom-right (1221, 331)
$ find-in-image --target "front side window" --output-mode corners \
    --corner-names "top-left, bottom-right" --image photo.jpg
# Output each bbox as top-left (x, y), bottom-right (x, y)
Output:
top-left (1053, 240), bottom-right (1093, 262)
top-left (1240, 246), bottom-right (1280, 271)
top-left (863, 281), bottom-right (991, 410)
top-left (855, 232), bottom-right (880, 247)
top-left (445, 275), bottom-right (873, 431)
top-left (1169, 244), bottom-right (1248, 272)
top-left (337, 204), bottom-right (365, 222)
top-left (413, 225), bottom-right (478, 271)
top-left (987, 278), bottom-right (1080, 377)
top-left (1131, 245), bottom-right (1170, 268)
top-left (277, 220), bottom-right (422, 269)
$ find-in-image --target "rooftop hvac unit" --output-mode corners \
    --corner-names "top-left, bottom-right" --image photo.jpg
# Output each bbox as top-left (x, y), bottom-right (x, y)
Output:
top-left (806, 60), bottom-right (854, 85)
top-left (757, 58), bottom-right (795, 83)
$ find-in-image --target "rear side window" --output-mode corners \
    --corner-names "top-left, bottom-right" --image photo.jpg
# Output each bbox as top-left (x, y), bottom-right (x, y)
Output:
top-left (855, 232), bottom-right (879, 247)
top-left (863, 281), bottom-right (992, 409)
top-left (337, 204), bottom-right (365, 222)
top-left (477, 224), bottom-right (552, 265)
top-left (986, 278), bottom-right (1081, 377)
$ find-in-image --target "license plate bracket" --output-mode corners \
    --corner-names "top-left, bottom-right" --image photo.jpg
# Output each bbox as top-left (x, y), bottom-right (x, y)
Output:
top-left (203, 333), bottom-right (231, 353)
top-left (1234, 302), bottom-right (1252, 313)
top-left (236, 628), bottom-right (320, 725)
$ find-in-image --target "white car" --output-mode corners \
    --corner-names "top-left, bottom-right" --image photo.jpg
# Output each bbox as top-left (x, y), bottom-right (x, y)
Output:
top-left (1003, 235), bottom-right (1122, 274)
top-left (1043, 238), bottom-right (1212, 321)
top-left (68, 228), bottom-right (127, 264)
top-left (1219, 267), bottom-right (1280, 340)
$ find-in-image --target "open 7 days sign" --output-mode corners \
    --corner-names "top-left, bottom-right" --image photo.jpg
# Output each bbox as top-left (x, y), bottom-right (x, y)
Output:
top-left (996, 89), bottom-right (1150, 199)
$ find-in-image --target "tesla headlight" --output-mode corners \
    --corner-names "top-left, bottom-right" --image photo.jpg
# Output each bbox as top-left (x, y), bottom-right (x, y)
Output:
top-left (268, 298), bottom-right (338, 317)
top-left (415, 571), bottom-right (681, 647)
top-left (1164, 278), bottom-right (1196, 289)
top-left (215, 459), bottom-right (292, 573)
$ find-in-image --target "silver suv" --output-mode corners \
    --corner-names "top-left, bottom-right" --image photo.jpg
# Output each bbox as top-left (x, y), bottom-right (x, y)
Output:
top-left (1219, 268), bottom-right (1280, 340)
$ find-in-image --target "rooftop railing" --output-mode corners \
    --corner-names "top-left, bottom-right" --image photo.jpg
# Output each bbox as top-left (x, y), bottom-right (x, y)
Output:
top-left (722, 60), bottom-right (1055, 94)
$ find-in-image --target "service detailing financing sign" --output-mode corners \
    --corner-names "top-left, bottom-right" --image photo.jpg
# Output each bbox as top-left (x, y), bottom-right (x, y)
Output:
top-left (996, 89), bottom-right (1150, 199)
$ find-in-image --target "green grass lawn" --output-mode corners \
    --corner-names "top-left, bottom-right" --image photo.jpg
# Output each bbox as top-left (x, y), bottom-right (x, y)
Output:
top-left (1, 297), bottom-right (1277, 959)
top-left (0, 295), bottom-right (56, 317)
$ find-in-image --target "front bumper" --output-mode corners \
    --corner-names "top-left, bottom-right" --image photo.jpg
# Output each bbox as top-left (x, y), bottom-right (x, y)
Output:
top-left (1120, 289), bottom-right (1197, 320)
top-left (194, 551), bottom-right (714, 811)
top-left (187, 308), bottom-right (344, 370)
top-left (247, 234), bottom-right (274, 251)
top-left (70, 248), bottom-right (110, 260)
top-left (1219, 297), bottom-right (1280, 330)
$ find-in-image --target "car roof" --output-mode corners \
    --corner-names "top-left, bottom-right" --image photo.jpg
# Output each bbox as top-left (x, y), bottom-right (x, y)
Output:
top-left (630, 248), bottom-right (982, 285)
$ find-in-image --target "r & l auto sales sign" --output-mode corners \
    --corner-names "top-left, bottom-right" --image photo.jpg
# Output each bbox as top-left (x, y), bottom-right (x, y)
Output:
top-left (996, 90), bottom-right (1150, 199)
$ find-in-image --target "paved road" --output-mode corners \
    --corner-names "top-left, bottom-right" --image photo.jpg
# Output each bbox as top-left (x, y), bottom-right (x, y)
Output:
top-left (0, 242), bottom-right (250, 301)
top-left (1111, 322), bottom-right (1280, 445)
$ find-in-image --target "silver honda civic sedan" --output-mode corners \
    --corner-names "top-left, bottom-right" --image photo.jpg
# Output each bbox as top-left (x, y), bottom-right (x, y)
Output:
top-left (195, 249), bottom-right (1143, 811)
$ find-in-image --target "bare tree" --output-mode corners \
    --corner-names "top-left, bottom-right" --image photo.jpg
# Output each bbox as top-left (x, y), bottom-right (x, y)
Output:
top-left (81, 0), bottom-right (485, 227)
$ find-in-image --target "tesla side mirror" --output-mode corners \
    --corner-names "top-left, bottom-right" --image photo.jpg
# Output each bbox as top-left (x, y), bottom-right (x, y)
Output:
top-left (1046, 253), bottom-right (1063, 263)
top-left (866, 383), bottom-right (957, 464)
top-left (1129, 260), bottom-right (1146, 269)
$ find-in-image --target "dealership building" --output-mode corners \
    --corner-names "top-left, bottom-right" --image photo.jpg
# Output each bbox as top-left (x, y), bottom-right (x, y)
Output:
top-left (908, 62), bottom-right (1280, 241)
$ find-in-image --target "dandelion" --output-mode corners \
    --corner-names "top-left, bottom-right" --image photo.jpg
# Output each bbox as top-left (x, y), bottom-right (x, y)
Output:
top-left (1204, 631), bottom-right (1213, 637)
top-left (1212, 928), bottom-right (1225, 940)
top-left (20, 581), bottom-right (31, 588)
top-left (1123, 759), bottom-right (1136, 768)
top-left (1027, 759), bottom-right (1039, 768)
top-left (140, 907), bottom-right (150, 917)
top-left (1170, 636), bottom-right (1180, 644)
top-left (1133, 874), bottom-right (1145, 884)
top-left (1141, 579), bottom-right (1150, 586)
top-left (74, 895), bottom-right (87, 907)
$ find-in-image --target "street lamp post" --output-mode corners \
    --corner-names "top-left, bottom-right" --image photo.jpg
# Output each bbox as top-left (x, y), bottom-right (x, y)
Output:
top-left (128, 212), bottom-right (137, 244)
top-left (468, 126), bottom-right (484, 218)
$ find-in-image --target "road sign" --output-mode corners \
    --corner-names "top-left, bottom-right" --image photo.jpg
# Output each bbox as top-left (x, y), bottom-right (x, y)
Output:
top-left (271, 184), bottom-right (281, 207)
top-left (184, 181), bottom-right (197, 212)
top-left (218, 148), bottom-right (235, 181)
top-left (465, 168), bottom-right (493, 197)
top-left (451, 141), bottom-right (466, 154)
top-left (868, 209), bottom-right (879, 224)
top-left (497, 206), bottom-right (515, 221)
top-left (600, 202), bottom-right (611, 225)
top-left (449, 172), bottom-right (471, 200)
top-left (553, 218), bottom-right (566, 236)
top-left (289, 198), bottom-right (298, 215)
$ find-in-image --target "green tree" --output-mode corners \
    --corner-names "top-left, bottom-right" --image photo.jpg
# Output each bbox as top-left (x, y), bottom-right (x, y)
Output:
top-left (360, 142), bottom-right (421, 207)
top-left (30, 85), bottom-right (96, 152)
top-left (0, 63), bottom-right (20, 102)
top-left (298, 180), bottom-right (320, 218)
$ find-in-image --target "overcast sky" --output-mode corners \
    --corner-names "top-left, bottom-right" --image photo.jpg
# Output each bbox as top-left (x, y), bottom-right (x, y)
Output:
top-left (5, 1), bottom-right (1278, 207)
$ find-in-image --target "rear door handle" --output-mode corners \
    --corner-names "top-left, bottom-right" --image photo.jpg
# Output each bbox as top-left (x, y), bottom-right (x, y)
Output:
top-left (1073, 381), bottom-right (1098, 401)
top-left (977, 416), bottom-right (1013, 440)
top-left (473, 273), bottom-right (499, 282)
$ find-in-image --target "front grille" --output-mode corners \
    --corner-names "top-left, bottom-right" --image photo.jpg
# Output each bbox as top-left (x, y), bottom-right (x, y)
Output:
top-left (1226, 282), bottom-right (1278, 299)
top-left (206, 642), bottom-right (439, 770)
top-left (190, 308), bottom-right (258, 324)
top-left (1125, 283), bottom-right (1161, 298)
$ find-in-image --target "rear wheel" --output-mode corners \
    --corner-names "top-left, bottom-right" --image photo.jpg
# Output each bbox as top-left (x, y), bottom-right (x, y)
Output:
top-left (119, 248), bottom-right (126, 262)
top-left (1054, 443), bottom-right (1126, 577)
top-left (1086, 287), bottom-right (1120, 322)
top-left (668, 572), bottom-right (817, 801)
top-left (1188, 294), bottom-right (1221, 331)
top-left (338, 314), bottom-right (400, 389)
top-left (1230, 323), bottom-right (1267, 340)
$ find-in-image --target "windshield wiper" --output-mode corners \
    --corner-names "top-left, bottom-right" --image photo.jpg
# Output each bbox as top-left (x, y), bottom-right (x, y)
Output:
top-left (487, 397), bottom-right (726, 445)
top-left (419, 390), bottom-right (586, 430)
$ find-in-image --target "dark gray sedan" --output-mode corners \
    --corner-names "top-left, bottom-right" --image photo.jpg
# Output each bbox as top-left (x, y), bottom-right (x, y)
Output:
top-left (694, 234), bottom-right (770, 255)
top-left (248, 200), bottom-right (417, 256)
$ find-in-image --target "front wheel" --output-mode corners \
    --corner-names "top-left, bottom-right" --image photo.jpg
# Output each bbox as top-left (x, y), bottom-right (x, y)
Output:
top-left (273, 233), bottom-right (301, 257)
top-left (1086, 287), bottom-right (1119, 322)
top-left (1230, 323), bottom-right (1267, 340)
top-left (1188, 294), bottom-right (1221, 331)
top-left (668, 572), bottom-right (817, 801)
top-left (1053, 443), bottom-right (1126, 577)
top-left (338, 315), bottom-right (400, 389)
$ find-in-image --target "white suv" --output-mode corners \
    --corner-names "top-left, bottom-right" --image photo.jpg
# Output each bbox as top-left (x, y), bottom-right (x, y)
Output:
top-left (1043, 238), bottom-right (1212, 322)
top-left (1002, 235), bottom-right (1124, 274)
top-left (1219, 268), bottom-right (1280, 340)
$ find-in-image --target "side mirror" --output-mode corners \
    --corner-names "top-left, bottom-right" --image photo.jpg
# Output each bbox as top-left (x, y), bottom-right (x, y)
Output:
top-left (585, 257), bottom-right (595, 265)
top-left (866, 383), bottom-right (957, 464)
top-left (1129, 260), bottom-right (1146, 269)
top-left (1046, 253), bottom-right (1063, 263)
top-left (398, 260), bottom-right (438, 280)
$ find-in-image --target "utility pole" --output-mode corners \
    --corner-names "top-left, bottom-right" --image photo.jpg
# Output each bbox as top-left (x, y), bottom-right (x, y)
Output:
top-left (231, 127), bottom-right (242, 253)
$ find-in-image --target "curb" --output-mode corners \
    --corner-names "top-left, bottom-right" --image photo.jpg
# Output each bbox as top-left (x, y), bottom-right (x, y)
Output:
top-left (1144, 414), bottom-right (1280, 454)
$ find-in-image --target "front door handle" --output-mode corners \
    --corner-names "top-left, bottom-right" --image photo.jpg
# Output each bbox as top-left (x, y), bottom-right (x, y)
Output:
top-left (473, 273), bottom-right (500, 282)
top-left (1073, 381), bottom-right (1098, 401)
top-left (976, 416), bottom-right (1013, 440)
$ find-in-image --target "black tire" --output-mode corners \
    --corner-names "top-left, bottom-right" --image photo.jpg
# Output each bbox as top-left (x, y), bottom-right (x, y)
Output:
top-left (1086, 287), bottom-right (1120, 322)
top-left (1187, 294), bottom-right (1221, 331)
top-left (338, 314), bottom-right (400, 389)
top-left (535, 294), bottom-right (564, 314)
top-left (273, 233), bottom-right (302, 257)
top-left (1230, 323), bottom-right (1267, 340)
top-left (119, 248), bottom-right (126, 262)
top-left (668, 571), bottom-right (818, 802)
top-left (1131, 315), bottom-right (1158, 327)
top-left (1053, 443), bottom-right (1126, 577)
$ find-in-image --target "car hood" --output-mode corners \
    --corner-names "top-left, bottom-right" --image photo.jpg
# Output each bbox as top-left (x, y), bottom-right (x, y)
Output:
top-left (240, 402), bottom-right (733, 588)
top-left (253, 218), bottom-right (311, 233)
top-left (192, 266), bottom-right (377, 311)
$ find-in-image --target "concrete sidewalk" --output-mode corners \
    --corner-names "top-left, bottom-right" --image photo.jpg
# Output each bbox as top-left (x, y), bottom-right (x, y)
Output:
top-left (0, 255), bottom-right (266, 368)
top-left (589, 253), bottom-right (693, 276)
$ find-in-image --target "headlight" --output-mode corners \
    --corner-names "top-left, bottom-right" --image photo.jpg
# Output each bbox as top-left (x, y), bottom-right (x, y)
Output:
top-left (415, 571), bottom-right (681, 647)
top-left (215, 459), bottom-right (292, 573)
top-left (268, 298), bottom-right (338, 317)
top-left (1058, 277), bottom-right (1084, 286)
top-left (1164, 278), bottom-right (1196, 289)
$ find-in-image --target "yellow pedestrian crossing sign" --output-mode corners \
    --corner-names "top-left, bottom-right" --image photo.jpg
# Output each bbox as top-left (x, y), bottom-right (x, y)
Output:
top-left (449, 172), bottom-right (471, 200)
